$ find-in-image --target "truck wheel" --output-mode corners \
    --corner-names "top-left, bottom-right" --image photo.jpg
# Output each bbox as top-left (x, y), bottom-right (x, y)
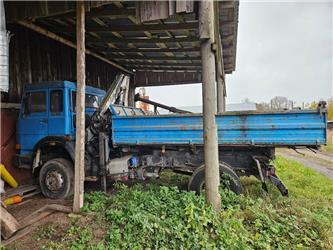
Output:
top-left (39, 158), bottom-right (74, 199)
top-left (188, 162), bottom-right (243, 195)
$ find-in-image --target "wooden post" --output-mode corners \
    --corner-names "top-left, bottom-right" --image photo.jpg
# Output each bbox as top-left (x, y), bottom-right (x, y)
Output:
top-left (216, 37), bottom-right (226, 113)
top-left (199, 0), bottom-right (221, 212)
top-left (127, 77), bottom-right (136, 107)
top-left (73, 1), bottom-right (85, 213)
top-left (217, 78), bottom-right (225, 112)
top-left (214, 2), bottom-right (226, 113)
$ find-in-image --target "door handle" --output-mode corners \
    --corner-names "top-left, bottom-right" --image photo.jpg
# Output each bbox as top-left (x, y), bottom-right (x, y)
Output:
top-left (39, 118), bottom-right (48, 124)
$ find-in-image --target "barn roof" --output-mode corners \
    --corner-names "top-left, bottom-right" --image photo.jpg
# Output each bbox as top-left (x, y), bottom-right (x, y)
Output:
top-left (5, 1), bottom-right (239, 87)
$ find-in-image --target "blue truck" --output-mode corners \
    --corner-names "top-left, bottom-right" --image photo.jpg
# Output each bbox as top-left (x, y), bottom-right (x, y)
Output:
top-left (15, 77), bottom-right (327, 199)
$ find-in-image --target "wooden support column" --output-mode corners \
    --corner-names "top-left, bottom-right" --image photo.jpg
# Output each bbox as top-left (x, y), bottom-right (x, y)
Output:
top-left (199, 0), bottom-right (221, 212)
top-left (216, 76), bottom-right (225, 112)
top-left (73, 1), bottom-right (85, 213)
top-left (216, 45), bottom-right (226, 113)
top-left (214, 2), bottom-right (226, 113)
top-left (128, 77), bottom-right (136, 107)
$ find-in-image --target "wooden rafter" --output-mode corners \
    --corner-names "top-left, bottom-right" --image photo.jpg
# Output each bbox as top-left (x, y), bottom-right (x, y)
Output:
top-left (54, 22), bottom-right (198, 32)
top-left (103, 47), bottom-right (200, 53)
top-left (18, 21), bottom-right (133, 74)
top-left (130, 67), bottom-right (201, 71)
top-left (123, 61), bottom-right (201, 66)
top-left (111, 55), bottom-right (201, 61)
top-left (45, 8), bottom-right (136, 19)
top-left (87, 36), bottom-right (199, 44)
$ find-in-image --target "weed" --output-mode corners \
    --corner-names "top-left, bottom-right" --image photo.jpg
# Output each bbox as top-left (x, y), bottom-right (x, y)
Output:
top-left (33, 224), bottom-right (56, 241)
top-left (40, 156), bottom-right (333, 249)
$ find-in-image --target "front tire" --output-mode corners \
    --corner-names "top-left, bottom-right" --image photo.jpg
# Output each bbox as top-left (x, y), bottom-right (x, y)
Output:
top-left (188, 162), bottom-right (243, 195)
top-left (39, 158), bottom-right (74, 199)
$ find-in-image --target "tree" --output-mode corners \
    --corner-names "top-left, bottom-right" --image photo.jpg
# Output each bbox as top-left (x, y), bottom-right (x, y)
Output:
top-left (256, 102), bottom-right (270, 111)
top-left (270, 96), bottom-right (292, 110)
top-left (307, 101), bottom-right (317, 109)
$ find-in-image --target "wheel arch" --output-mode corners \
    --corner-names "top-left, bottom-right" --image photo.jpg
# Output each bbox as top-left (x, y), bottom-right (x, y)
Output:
top-left (32, 136), bottom-right (75, 175)
top-left (188, 161), bottom-right (243, 195)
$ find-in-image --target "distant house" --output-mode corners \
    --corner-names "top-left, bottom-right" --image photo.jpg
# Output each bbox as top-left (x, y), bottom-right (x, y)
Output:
top-left (327, 121), bottom-right (333, 144)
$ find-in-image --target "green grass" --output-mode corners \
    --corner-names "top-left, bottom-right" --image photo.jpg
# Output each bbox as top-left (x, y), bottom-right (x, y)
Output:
top-left (37, 156), bottom-right (333, 249)
top-left (321, 144), bottom-right (333, 154)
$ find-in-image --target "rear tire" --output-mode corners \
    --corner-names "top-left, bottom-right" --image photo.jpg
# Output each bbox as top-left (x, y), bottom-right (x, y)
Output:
top-left (39, 158), bottom-right (74, 199)
top-left (188, 162), bottom-right (243, 195)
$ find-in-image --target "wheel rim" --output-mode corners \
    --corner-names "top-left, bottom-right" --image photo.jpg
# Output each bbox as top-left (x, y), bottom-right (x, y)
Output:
top-left (45, 170), bottom-right (64, 191)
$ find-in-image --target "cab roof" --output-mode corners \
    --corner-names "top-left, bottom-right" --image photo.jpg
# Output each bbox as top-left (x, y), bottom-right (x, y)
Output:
top-left (24, 81), bottom-right (106, 96)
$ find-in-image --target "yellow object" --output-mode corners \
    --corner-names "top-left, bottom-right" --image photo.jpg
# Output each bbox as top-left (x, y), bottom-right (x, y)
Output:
top-left (4, 195), bottom-right (22, 205)
top-left (0, 164), bottom-right (18, 188)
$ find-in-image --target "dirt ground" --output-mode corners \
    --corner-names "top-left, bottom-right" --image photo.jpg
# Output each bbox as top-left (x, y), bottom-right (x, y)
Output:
top-left (2, 181), bottom-right (108, 249)
top-left (277, 148), bottom-right (333, 179)
top-left (3, 195), bottom-right (70, 249)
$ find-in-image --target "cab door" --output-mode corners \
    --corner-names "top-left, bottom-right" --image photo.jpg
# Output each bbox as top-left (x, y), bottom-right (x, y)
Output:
top-left (17, 90), bottom-right (48, 154)
top-left (48, 89), bottom-right (70, 135)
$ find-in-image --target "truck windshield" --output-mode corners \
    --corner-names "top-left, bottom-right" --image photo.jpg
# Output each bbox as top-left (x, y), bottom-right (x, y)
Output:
top-left (71, 91), bottom-right (102, 111)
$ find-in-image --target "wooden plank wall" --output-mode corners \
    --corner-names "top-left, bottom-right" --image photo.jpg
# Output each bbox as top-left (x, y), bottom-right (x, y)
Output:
top-left (6, 24), bottom-right (118, 102)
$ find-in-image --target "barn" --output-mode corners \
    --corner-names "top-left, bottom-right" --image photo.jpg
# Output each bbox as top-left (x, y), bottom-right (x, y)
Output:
top-left (0, 1), bottom-right (240, 240)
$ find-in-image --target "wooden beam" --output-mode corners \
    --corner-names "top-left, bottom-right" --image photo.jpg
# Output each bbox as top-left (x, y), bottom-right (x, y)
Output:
top-left (133, 66), bottom-right (201, 70)
top-left (219, 20), bottom-right (235, 26)
top-left (219, 1), bottom-right (236, 9)
top-left (103, 47), bottom-right (200, 53)
top-left (17, 21), bottom-right (133, 74)
top-left (87, 36), bottom-right (200, 44)
top-left (136, 69), bottom-right (200, 72)
top-left (215, 1), bottom-right (226, 113)
top-left (111, 55), bottom-right (201, 61)
top-left (0, 205), bottom-right (20, 239)
top-left (199, 0), bottom-right (221, 212)
top-left (57, 22), bottom-right (198, 32)
top-left (123, 61), bottom-right (201, 66)
top-left (110, 54), bottom-right (231, 61)
top-left (73, 1), bottom-right (85, 214)
top-left (45, 8), bottom-right (136, 19)
top-left (221, 35), bottom-right (234, 42)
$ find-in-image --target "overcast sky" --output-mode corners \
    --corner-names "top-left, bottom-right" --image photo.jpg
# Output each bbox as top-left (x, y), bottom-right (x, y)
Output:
top-left (144, 1), bottom-right (333, 107)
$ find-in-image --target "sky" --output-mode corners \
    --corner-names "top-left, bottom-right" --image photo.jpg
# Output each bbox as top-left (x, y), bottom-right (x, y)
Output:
top-left (144, 1), bottom-right (333, 107)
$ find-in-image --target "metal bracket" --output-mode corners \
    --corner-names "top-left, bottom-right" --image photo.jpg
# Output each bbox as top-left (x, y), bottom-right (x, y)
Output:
top-left (32, 149), bottom-right (41, 173)
top-left (269, 175), bottom-right (288, 196)
top-left (252, 156), bottom-right (288, 196)
top-left (99, 132), bottom-right (109, 192)
top-left (253, 156), bottom-right (268, 192)
top-left (290, 147), bottom-right (305, 156)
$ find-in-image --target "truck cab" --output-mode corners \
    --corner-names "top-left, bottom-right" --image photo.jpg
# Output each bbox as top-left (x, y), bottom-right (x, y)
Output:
top-left (17, 81), bottom-right (105, 157)
top-left (15, 81), bottom-right (106, 198)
